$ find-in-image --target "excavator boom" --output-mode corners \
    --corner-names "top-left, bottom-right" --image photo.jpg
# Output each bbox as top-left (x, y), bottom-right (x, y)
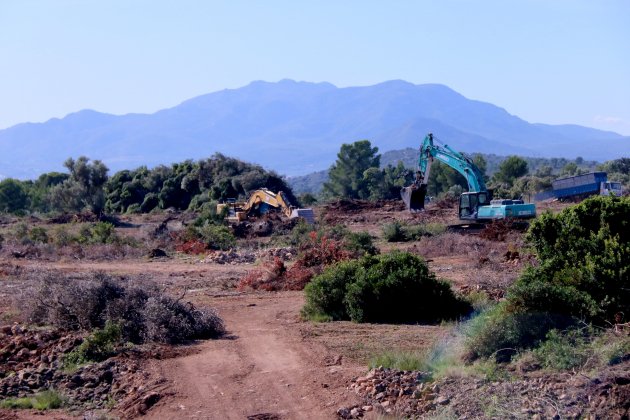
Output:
top-left (402, 133), bottom-right (536, 221)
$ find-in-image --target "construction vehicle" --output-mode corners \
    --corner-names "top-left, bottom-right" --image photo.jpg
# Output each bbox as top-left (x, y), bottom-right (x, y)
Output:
top-left (401, 133), bottom-right (536, 221)
top-left (217, 189), bottom-right (315, 224)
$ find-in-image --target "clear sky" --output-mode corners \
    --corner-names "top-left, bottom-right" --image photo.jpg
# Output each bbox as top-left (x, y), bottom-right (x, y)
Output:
top-left (1, 0), bottom-right (629, 134)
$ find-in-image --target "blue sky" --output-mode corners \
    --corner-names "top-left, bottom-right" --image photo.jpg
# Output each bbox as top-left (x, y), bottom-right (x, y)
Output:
top-left (1, 0), bottom-right (629, 134)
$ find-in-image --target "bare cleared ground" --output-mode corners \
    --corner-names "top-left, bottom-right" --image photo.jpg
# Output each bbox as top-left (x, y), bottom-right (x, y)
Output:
top-left (0, 201), bottom-right (557, 419)
top-left (2, 255), bottom-right (449, 419)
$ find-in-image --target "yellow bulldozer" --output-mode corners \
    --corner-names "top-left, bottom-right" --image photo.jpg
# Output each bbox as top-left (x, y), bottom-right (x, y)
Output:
top-left (217, 189), bottom-right (315, 224)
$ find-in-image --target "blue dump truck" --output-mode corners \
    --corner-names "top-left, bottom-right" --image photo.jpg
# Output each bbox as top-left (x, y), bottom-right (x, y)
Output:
top-left (542, 172), bottom-right (623, 201)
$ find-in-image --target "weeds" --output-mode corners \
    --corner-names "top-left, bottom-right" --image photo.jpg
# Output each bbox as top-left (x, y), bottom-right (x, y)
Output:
top-left (369, 350), bottom-right (428, 371)
top-left (0, 389), bottom-right (64, 410)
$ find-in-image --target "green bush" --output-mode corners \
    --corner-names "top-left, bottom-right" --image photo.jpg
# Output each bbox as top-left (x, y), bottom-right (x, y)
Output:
top-left (382, 221), bottom-right (407, 242)
top-left (302, 259), bottom-right (361, 321)
top-left (125, 203), bottom-right (141, 214)
top-left (466, 196), bottom-right (630, 360)
top-left (303, 251), bottom-right (471, 323)
top-left (196, 223), bottom-right (236, 250)
top-left (52, 226), bottom-right (73, 246)
top-left (140, 192), bottom-right (159, 213)
top-left (64, 321), bottom-right (122, 368)
top-left (517, 196), bottom-right (629, 324)
top-left (192, 200), bottom-right (223, 226)
top-left (29, 227), bottom-right (49, 244)
top-left (382, 221), bottom-right (446, 242)
top-left (344, 231), bottom-right (379, 256)
top-left (465, 304), bottom-right (572, 362)
top-left (90, 221), bottom-right (117, 243)
top-left (532, 328), bottom-right (591, 370)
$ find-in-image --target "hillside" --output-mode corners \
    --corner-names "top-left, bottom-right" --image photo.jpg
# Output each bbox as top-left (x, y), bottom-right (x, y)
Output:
top-left (0, 79), bottom-right (628, 179)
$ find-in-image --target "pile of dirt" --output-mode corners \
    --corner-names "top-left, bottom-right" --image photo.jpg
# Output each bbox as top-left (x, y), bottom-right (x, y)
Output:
top-left (325, 199), bottom-right (404, 215)
top-left (201, 250), bottom-right (257, 264)
top-left (231, 213), bottom-right (300, 238)
top-left (0, 324), bottom-right (168, 415)
top-left (479, 219), bottom-right (530, 242)
top-left (256, 247), bottom-right (296, 261)
top-left (340, 362), bottom-right (630, 419)
top-left (47, 212), bottom-right (99, 224)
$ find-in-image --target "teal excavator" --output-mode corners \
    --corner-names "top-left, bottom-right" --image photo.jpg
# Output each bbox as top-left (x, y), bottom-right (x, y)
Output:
top-left (401, 133), bottom-right (536, 221)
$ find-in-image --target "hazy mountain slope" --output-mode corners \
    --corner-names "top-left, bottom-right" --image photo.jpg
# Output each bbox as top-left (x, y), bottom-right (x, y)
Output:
top-left (0, 79), bottom-right (627, 179)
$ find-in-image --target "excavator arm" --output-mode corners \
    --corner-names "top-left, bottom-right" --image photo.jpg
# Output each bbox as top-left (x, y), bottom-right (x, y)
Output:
top-left (401, 133), bottom-right (487, 211)
top-left (243, 189), bottom-right (294, 218)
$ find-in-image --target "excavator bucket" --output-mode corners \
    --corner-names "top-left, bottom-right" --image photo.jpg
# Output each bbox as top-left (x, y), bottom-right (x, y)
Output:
top-left (401, 184), bottom-right (427, 212)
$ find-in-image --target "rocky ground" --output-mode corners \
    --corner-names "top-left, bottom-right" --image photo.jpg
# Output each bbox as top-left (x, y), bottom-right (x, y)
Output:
top-left (0, 324), bottom-right (172, 418)
top-left (339, 360), bottom-right (630, 419)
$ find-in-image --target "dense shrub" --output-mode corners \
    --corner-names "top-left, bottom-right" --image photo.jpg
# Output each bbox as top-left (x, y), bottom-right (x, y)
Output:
top-left (25, 273), bottom-right (225, 344)
top-left (466, 196), bottom-right (630, 360)
top-left (382, 221), bottom-right (407, 242)
top-left (344, 231), bottom-right (379, 256)
top-left (532, 328), bottom-right (592, 370)
top-left (465, 304), bottom-right (573, 362)
top-left (196, 224), bottom-right (235, 250)
top-left (516, 196), bottom-right (629, 324)
top-left (303, 251), bottom-right (471, 323)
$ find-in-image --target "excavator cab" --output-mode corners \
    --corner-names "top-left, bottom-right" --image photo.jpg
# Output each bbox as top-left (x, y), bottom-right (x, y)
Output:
top-left (459, 191), bottom-right (490, 220)
top-left (401, 183), bottom-right (428, 212)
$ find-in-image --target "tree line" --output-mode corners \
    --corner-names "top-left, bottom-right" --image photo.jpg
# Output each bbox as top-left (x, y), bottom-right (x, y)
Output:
top-left (0, 154), bottom-right (295, 215)
top-left (308, 141), bottom-right (629, 201)
top-left (1, 143), bottom-right (627, 215)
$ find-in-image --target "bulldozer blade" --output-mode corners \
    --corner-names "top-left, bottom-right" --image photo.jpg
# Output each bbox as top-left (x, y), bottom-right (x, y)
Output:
top-left (401, 184), bottom-right (427, 212)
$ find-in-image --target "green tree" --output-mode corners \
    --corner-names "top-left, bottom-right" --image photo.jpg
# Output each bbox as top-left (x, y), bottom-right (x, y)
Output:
top-left (323, 140), bottom-right (380, 199)
top-left (493, 155), bottom-right (528, 186)
top-left (0, 179), bottom-right (30, 213)
top-left (364, 162), bottom-right (414, 200)
top-left (49, 157), bottom-right (109, 214)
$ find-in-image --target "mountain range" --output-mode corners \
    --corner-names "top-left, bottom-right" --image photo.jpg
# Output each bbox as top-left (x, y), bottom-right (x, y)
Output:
top-left (0, 79), bottom-right (627, 179)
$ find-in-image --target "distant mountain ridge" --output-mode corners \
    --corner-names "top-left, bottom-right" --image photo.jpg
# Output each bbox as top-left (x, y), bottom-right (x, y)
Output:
top-left (0, 79), bottom-right (627, 179)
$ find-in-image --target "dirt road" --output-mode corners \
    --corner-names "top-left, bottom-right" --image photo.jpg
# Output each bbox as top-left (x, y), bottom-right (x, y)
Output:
top-left (151, 292), bottom-right (363, 420)
top-left (3, 260), bottom-right (445, 419)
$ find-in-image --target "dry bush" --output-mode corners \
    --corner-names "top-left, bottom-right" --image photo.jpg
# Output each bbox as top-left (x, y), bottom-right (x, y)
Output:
top-left (411, 232), bottom-right (519, 261)
top-left (238, 233), bottom-right (352, 291)
top-left (22, 272), bottom-right (224, 344)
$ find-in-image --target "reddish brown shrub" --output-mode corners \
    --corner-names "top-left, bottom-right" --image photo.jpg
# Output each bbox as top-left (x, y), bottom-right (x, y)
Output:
top-left (295, 232), bottom-right (350, 268)
top-left (238, 257), bottom-right (287, 291)
top-left (175, 240), bottom-right (208, 254)
top-left (238, 233), bottom-right (351, 291)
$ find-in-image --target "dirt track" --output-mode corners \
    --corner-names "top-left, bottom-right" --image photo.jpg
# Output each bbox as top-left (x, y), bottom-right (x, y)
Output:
top-left (151, 292), bottom-right (363, 420)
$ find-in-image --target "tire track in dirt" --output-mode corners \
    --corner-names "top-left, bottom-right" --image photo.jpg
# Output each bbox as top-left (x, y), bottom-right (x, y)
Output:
top-left (150, 293), bottom-right (362, 420)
